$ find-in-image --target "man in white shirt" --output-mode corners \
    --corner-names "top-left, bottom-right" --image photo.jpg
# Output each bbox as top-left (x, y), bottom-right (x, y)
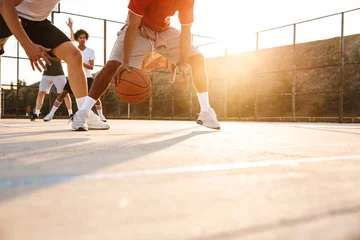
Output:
top-left (0, 0), bottom-right (109, 130)
top-left (44, 18), bottom-right (107, 122)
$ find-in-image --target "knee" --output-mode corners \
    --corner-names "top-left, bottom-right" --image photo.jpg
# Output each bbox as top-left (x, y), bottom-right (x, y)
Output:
top-left (65, 48), bottom-right (83, 66)
top-left (188, 54), bottom-right (205, 65)
top-left (38, 91), bottom-right (46, 97)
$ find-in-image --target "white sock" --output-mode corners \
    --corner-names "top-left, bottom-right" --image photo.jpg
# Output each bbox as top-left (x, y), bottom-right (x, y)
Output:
top-left (68, 109), bottom-right (73, 116)
top-left (50, 100), bottom-right (62, 115)
top-left (35, 109), bottom-right (40, 115)
top-left (197, 92), bottom-right (210, 112)
top-left (80, 96), bottom-right (97, 114)
top-left (96, 104), bottom-right (103, 117)
top-left (76, 97), bottom-right (86, 109)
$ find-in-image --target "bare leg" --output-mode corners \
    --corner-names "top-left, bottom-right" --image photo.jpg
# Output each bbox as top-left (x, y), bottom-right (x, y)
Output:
top-left (64, 93), bottom-right (72, 111)
top-left (187, 54), bottom-right (208, 93)
top-left (56, 90), bottom-right (69, 103)
top-left (35, 91), bottom-right (46, 112)
top-left (89, 61), bottom-right (120, 100)
top-left (52, 42), bottom-right (87, 98)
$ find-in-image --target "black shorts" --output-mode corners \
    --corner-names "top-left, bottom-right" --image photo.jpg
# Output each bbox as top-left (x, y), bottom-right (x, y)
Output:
top-left (63, 77), bottom-right (94, 94)
top-left (0, 14), bottom-right (70, 56)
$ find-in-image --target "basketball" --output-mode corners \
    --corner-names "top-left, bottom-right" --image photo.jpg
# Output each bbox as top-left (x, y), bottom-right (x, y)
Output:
top-left (115, 67), bottom-right (152, 104)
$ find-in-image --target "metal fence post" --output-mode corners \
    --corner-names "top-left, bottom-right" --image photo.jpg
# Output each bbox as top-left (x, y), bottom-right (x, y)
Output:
top-left (255, 32), bottom-right (259, 121)
top-left (16, 42), bottom-right (20, 117)
top-left (292, 24), bottom-right (297, 122)
top-left (149, 73), bottom-right (153, 120)
top-left (224, 48), bottom-right (228, 120)
top-left (189, 90), bottom-right (192, 121)
top-left (128, 103), bottom-right (130, 119)
top-left (172, 83), bottom-right (175, 120)
top-left (102, 20), bottom-right (107, 116)
top-left (0, 55), bottom-right (2, 118)
top-left (339, 12), bottom-right (345, 123)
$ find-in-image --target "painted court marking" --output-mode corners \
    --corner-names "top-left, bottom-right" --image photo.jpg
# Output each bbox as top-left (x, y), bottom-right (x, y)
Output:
top-left (1, 155), bottom-right (360, 187)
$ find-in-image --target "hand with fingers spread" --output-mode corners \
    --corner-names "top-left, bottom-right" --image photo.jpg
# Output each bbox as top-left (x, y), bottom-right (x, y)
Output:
top-left (113, 62), bottom-right (131, 86)
top-left (23, 43), bottom-right (51, 72)
top-left (66, 17), bottom-right (73, 28)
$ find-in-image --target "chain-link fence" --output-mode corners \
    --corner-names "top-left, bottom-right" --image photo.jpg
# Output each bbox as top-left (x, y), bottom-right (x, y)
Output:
top-left (1, 7), bottom-right (360, 122)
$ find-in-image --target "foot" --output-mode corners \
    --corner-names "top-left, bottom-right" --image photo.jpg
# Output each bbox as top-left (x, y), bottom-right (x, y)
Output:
top-left (99, 114), bottom-right (107, 122)
top-left (43, 113), bottom-right (54, 122)
top-left (31, 113), bottom-right (39, 122)
top-left (87, 111), bottom-right (110, 130)
top-left (196, 108), bottom-right (221, 130)
top-left (71, 109), bottom-right (88, 131)
top-left (69, 114), bottom-right (74, 119)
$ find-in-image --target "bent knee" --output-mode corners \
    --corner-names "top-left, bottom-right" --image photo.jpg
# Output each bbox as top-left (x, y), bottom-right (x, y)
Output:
top-left (189, 53), bottom-right (204, 62)
top-left (64, 48), bottom-right (83, 65)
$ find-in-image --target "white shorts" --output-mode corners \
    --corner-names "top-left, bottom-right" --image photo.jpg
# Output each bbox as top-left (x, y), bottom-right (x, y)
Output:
top-left (109, 26), bottom-right (201, 68)
top-left (39, 75), bottom-right (66, 94)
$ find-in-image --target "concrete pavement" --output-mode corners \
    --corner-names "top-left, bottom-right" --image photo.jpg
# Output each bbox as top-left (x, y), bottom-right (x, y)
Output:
top-left (1, 119), bottom-right (360, 240)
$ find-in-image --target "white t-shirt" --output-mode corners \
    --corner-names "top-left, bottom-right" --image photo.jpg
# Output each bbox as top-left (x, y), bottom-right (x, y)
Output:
top-left (82, 47), bottom-right (95, 78)
top-left (16, 0), bottom-right (60, 21)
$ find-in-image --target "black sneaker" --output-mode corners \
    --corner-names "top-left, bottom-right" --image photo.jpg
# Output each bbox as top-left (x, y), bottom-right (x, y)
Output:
top-left (69, 114), bottom-right (74, 120)
top-left (31, 113), bottom-right (39, 121)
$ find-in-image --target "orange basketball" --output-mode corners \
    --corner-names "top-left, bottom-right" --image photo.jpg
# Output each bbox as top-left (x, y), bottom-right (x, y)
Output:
top-left (115, 67), bottom-right (152, 104)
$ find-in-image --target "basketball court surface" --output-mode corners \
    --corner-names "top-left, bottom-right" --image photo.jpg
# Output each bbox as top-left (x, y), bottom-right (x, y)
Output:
top-left (1, 119), bottom-right (360, 240)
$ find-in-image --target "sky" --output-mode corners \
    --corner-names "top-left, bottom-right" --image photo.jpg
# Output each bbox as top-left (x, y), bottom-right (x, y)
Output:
top-left (1, 0), bottom-right (359, 86)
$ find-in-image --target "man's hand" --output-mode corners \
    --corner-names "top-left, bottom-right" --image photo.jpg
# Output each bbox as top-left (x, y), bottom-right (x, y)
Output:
top-left (66, 17), bottom-right (73, 28)
top-left (23, 43), bottom-right (51, 71)
top-left (113, 62), bottom-right (131, 86)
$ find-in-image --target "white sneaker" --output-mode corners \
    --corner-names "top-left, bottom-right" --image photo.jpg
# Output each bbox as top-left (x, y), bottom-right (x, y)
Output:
top-left (71, 109), bottom-right (88, 131)
top-left (99, 114), bottom-right (107, 122)
top-left (196, 108), bottom-right (221, 130)
top-left (43, 113), bottom-right (53, 122)
top-left (87, 111), bottom-right (110, 130)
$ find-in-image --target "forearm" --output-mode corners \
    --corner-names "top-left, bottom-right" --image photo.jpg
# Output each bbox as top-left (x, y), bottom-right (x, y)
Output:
top-left (179, 25), bottom-right (192, 66)
top-left (69, 27), bottom-right (74, 42)
top-left (0, 0), bottom-right (32, 48)
top-left (83, 63), bottom-right (93, 70)
top-left (122, 26), bottom-right (138, 64)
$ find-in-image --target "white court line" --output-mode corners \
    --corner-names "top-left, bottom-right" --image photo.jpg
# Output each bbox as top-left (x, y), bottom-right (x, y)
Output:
top-left (1, 155), bottom-right (360, 187)
top-left (84, 155), bottom-right (360, 180)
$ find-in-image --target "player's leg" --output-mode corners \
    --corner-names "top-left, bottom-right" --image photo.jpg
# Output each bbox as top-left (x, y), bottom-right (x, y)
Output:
top-left (87, 77), bottom-right (107, 122)
top-left (22, 18), bottom-right (96, 130)
top-left (64, 94), bottom-right (73, 118)
top-left (76, 25), bottom-right (149, 128)
top-left (53, 75), bottom-right (73, 117)
top-left (156, 27), bottom-right (220, 130)
top-left (32, 75), bottom-right (52, 121)
top-left (44, 80), bottom-right (71, 122)
top-left (0, 13), bottom-right (13, 56)
top-left (31, 91), bottom-right (46, 121)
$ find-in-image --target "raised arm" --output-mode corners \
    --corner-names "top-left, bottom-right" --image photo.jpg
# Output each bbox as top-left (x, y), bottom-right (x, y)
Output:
top-left (66, 17), bottom-right (75, 42)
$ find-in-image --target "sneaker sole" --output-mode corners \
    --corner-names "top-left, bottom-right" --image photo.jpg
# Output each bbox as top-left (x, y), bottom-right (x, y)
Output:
top-left (72, 127), bottom-right (88, 131)
top-left (43, 119), bottom-right (51, 122)
top-left (196, 120), bottom-right (221, 130)
top-left (88, 127), bottom-right (110, 130)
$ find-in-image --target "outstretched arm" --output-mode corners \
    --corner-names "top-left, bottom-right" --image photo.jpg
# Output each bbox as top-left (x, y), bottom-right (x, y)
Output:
top-left (66, 17), bottom-right (75, 42)
top-left (113, 10), bottom-right (142, 83)
top-left (0, 0), bottom-right (51, 71)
